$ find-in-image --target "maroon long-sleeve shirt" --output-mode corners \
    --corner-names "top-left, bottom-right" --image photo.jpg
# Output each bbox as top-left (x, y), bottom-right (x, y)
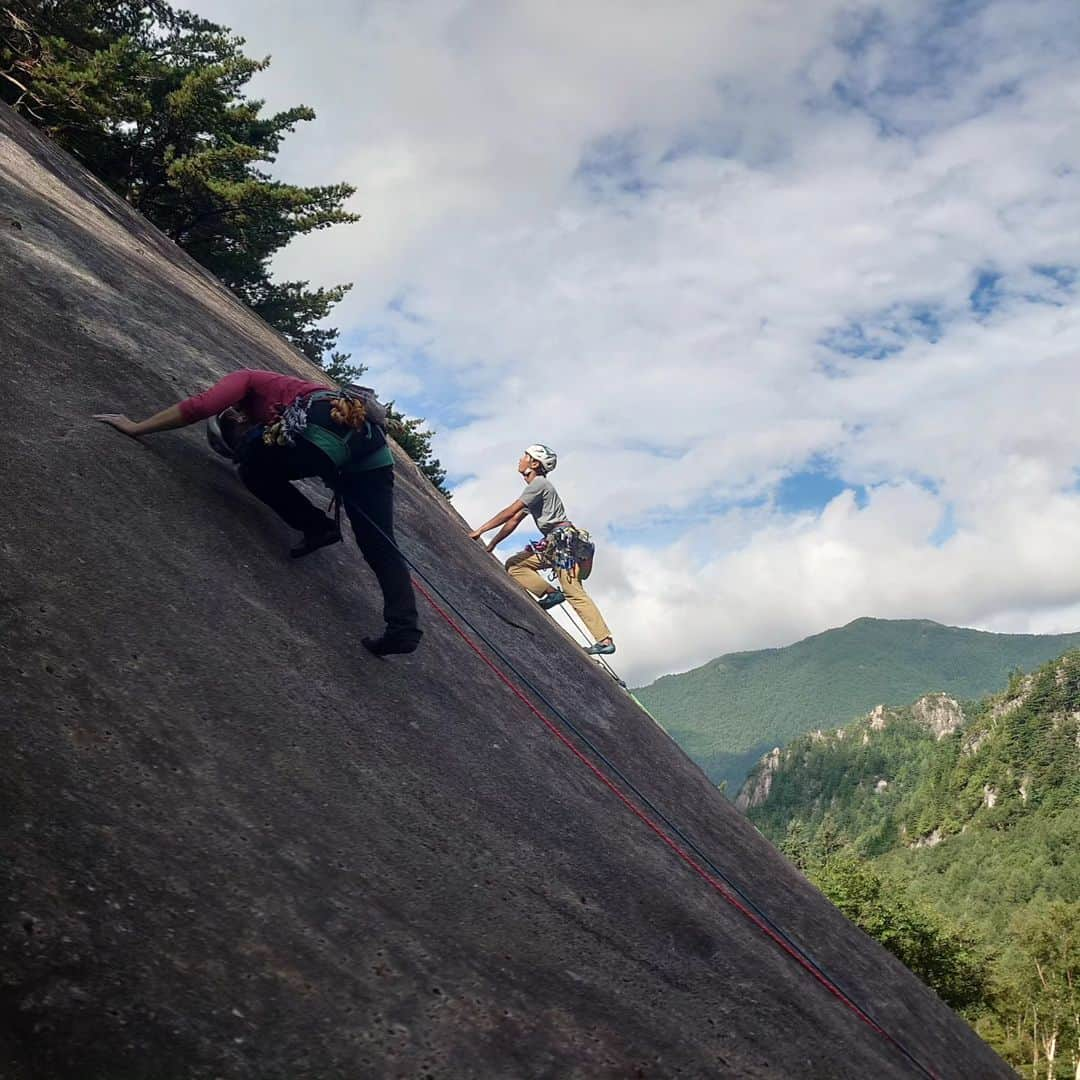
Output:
top-left (178, 369), bottom-right (326, 425)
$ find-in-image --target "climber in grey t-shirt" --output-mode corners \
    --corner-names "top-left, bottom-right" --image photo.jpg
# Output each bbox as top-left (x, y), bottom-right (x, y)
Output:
top-left (468, 443), bottom-right (615, 656)
top-left (519, 474), bottom-right (568, 535)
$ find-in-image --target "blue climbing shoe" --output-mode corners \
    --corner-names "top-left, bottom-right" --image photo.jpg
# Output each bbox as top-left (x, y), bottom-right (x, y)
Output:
top-left (538, 589), bottom-right (566, 610)
top-left (585, 641), bottom-right (616, 656)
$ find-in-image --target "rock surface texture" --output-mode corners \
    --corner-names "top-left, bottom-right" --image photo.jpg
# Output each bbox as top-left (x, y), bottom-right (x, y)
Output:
top-left (0, 105), bottom-right (1012, 1079)
top-left (911, 693), bottom-right (965, 740)
top-left (733, 747), bottom-right (782, 812)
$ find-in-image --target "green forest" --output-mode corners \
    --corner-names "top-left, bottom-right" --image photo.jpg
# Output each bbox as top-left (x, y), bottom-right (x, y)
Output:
top-left (748, 651), bottom-right (1080, 1078)
top-left (0, 0), bottom-right (447, 492)
top-left (634, 617), bottom-right (1080, 792)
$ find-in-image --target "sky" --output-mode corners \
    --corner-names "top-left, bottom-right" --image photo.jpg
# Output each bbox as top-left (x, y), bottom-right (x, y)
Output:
top-left (191, 0), bottom-right (1080, 686)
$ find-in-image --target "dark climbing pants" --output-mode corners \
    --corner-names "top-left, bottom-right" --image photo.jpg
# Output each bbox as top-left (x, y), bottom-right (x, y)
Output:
top-left (237, 436), bottom-right (420, 637)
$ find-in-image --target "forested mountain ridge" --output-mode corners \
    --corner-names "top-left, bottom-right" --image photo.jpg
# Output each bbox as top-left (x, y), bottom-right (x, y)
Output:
top-left (743, 652), bottom-right (1080, 858)
top-left (633, 617), bottom-right (1080, 793)
top-left (742, 652), bottom-right (1080, 1077)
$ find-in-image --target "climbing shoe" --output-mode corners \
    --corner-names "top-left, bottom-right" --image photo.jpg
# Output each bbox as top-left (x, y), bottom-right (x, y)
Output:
top-left (585, 641), bottom-right (616, 656)
top-left (362, 630), bottom-right (423, 657)
top-left (290, 524), bottom-right (342, 559)
top-left (537, 589), bottom-right (566, 610)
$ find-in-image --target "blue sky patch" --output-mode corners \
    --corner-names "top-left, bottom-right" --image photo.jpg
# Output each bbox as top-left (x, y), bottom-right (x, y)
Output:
top-left (1032, 264), bottom-right (1077, 289)
top-left (969, 268), bottom-right (1002, 315)
top-left (930, 502), bottom-right (957, 546)
top-left (911, 473), bottom-right (941, 497)
top-left (820, 0), bottom-right (1006, 137)
top-left (820, 302), bottom-right (943, 361)
top-left (820, 321), bottom-right (904, 361)
top-left (776, 466), bottom-right (867, 513)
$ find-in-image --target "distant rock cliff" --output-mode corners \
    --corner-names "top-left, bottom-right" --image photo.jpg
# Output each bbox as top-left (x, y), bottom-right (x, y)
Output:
top-left (734, 747), bottom-right (782, 811)
top-left (910, 693), bottom-right (965, 740)
top-left (0, 104), bottom-right (1011, 1079)
top-left (736, 693), bottom-right (964, 815)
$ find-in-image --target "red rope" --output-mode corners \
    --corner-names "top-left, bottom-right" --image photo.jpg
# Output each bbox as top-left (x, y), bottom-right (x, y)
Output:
top-left (411, 575), bottom-right (939, 1078)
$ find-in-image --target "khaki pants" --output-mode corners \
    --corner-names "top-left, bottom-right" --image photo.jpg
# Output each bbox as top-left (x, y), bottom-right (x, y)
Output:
top-left (505, 551), bottom-right (612, 642)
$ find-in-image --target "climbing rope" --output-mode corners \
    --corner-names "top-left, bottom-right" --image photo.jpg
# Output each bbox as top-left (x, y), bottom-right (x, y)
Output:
top-left (550, 600), bottom-right (623, 683)
top-left (355, 506), bottom-right (941, 1080)
top-left (549, 604), bottom-right (675, 738)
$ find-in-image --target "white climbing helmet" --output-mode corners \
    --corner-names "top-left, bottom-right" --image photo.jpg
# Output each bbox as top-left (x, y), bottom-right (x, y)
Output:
top-left (206, 412), bottom-right (236, 460)
top-left (524, 443), bottom-right (557, 474)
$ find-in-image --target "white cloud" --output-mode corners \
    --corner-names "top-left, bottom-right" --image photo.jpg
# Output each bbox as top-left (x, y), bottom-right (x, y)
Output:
top-left (192, 0), bottom-right (1080, 684)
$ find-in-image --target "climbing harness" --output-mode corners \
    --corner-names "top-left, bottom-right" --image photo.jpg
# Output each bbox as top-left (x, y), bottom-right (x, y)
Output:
top-left (348, 505), bottom-right (941, 1080)
top-left (263, 389), bottom-right (367, 454)
top-left (526, 523), bottom-right (595, 575)
top-left (248, 388), bottom-right (395, 530)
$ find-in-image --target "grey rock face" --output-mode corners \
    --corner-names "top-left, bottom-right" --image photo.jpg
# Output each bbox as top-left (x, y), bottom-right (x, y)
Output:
top-left (910, 693), bottom-right (965, 740)
top-left (0, 104), bottom-right (1012, 1079)
top-left (734, 747), bottom-right (783, 812)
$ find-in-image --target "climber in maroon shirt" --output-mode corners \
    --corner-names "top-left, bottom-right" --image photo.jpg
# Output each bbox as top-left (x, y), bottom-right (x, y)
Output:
top-left (178, 369), bottom-right (327, 425)
top-left (94, 368), bottom-right (422, 656)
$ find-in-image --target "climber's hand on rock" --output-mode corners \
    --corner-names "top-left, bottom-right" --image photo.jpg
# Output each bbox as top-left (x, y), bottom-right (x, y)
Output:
top-left (93, 414), bottom-right (142, 437)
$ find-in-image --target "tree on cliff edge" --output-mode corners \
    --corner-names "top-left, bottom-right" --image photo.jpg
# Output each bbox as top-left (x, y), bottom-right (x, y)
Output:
top-left (0, 0), bottom-right (449, 494)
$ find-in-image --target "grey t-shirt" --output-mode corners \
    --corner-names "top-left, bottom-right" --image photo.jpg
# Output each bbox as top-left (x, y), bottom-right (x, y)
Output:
top-left (520, 476), bottom-right (568, 535)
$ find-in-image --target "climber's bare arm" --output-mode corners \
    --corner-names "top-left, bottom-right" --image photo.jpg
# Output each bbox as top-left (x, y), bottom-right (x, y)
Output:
top-left (469, 502), bottom-right (528, 551)
top-left (92, 404), bottom-right (188, 438)
top-left (482, 509), bottom-right (529, 552)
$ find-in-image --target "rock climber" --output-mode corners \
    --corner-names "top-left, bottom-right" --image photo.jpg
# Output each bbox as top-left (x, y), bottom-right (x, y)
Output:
top-left (93, 367), bottom-right (422, 656)
top-left (469, 444), bottom-right (615, 656)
